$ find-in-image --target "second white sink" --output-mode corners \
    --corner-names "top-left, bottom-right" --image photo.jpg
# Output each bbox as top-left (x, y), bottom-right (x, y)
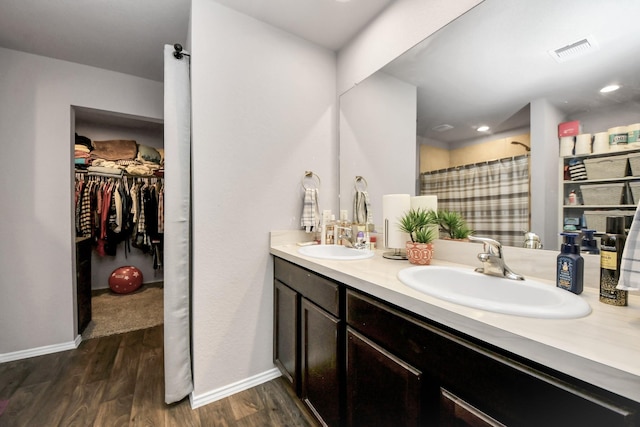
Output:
top-left (397, 266), bottom-right (591, 319)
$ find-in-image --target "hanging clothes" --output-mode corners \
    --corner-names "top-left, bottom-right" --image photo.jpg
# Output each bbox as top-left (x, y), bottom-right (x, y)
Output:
top-left (73, 173), bottom-right (164, 268)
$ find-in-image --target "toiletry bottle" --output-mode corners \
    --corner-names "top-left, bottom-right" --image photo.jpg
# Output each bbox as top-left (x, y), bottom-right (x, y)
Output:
top-left (568, 190), bottom-right (577, 206)
top-left (599, 217), bottom-right (628, 306)
top-left (557, 233), bottom-right (584, 294)
top-left (338, 210), bottom-right (352, 245)
top-left (326, 215), bottom-right (336, 245)
top-left (579, 229), bottom-right (599, 254)
top-left (320, 210), bottom-right (331, 245)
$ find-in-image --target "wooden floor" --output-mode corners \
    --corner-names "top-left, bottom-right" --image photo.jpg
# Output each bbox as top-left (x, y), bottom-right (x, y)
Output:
top-left (0, 326), bottom-right (319, 426)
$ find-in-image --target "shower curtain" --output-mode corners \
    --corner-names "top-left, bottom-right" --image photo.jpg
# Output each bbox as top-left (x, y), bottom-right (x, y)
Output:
top-left (163, 44), bottom-right (193, 403)
top-left (421, 155), bottom-right (529, 247)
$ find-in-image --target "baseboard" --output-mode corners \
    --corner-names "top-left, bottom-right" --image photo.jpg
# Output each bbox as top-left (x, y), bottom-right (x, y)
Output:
top-left (0, 335), bottom-right (81, 363)
top-left (189, 368), bottom-right (282, 409)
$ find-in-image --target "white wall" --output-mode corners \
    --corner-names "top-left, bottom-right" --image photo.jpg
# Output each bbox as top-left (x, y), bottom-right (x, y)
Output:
top-left (339, 72), bottom-right (417, 228)
top-left (190, 0), bottom-right (337, 399)
top-left (530, 98), bottom-right (563, 251)
top-left (336, 0), bottom-right (483, 94)
top-left (0, 46), bottom-right (162, 356)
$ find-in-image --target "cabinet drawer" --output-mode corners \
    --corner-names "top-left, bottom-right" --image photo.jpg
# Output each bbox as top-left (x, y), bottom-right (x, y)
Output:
top-left (274, 257), bottom-right (340, 317)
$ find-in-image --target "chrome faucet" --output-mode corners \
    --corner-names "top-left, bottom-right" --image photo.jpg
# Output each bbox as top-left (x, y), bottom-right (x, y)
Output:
top-left (469, 236), bottom-right (524, 281)
top-left (334, 225), bottom-right (355, 247)
top-left (335, 225), bottom-right (368, 249)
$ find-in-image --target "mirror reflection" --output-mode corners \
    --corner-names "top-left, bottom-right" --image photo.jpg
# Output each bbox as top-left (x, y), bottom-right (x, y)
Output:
top-left (339, 0), bottom-right (640, 250)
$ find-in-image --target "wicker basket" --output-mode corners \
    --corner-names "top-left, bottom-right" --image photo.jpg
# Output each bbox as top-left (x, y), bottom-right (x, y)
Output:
top-left (628, 153), bottom-right (640, 176)
top-left (584, 210), bottom-right (635, 233)
top-left (629, 181), bottom-right (640, 204)
top-left (580, 183), bottom-right (625, 205)
top-left (583, 156), bottom-right (628, 179)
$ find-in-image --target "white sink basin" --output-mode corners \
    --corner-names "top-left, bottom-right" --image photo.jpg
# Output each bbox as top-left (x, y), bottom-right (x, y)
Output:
top-left (397, 266), bottom-right (591, 319)
top-left (298, 244), bottom-right (374, 260)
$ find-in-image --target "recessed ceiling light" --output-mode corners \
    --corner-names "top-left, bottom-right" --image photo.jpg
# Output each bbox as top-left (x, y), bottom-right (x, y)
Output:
top-left (477, 125), bottom-right (490, 132)
top-left (600, 84), bottom-right (621, 93)
top-left (432, 124), bottom-right (454, 132)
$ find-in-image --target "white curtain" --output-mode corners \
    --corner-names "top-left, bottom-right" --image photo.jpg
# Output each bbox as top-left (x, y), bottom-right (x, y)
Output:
top-left (163, 44), bottom-right (193, 403)
top-left (421, 155), bottom-right (530, 247)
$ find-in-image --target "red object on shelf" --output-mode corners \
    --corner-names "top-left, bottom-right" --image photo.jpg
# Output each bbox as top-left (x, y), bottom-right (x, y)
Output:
top-left (109, 266), bottom-right (143, 294)
top-left (558, 120), bottom-right (580, 137)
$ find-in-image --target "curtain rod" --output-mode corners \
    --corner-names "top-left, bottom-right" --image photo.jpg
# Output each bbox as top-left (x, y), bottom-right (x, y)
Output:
top-left (173, 43), bottom-right (190, 60)
top-left (75, 170), bottom-right (164, 180)
top-left (421, 153), bottom-right (529, 175)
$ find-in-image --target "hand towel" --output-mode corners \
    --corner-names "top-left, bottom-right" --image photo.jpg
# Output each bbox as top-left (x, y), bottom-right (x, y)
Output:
top-left (617, 206), bottom-right (640, 290)
top-left (301, 188), bottom-right (320, 232)
top-left (353, 190), bottom-right (372, 225)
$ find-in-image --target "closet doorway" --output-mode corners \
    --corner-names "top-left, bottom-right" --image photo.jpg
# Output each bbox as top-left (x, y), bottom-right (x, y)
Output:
top-left (72, 106), bottom-right (165, 340)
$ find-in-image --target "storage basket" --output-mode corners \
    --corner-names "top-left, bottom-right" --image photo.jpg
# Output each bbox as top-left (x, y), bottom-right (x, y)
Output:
top-left (583, 156), bottom-right (628, 179)
top-left (629, 181), bottom-right (640, 204)
top-left (580, 183), bottom-right (624, 205)
top-left (584, 210), bottom-right (635, 233)
top-left (628, 153), bottom-right (640, 176)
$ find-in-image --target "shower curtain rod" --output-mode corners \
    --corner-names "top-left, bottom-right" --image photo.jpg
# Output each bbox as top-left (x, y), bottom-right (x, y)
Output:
top-left (422, 153), bottom-right (529, 175)
top-left (173, 43), bottom-right (190, 60)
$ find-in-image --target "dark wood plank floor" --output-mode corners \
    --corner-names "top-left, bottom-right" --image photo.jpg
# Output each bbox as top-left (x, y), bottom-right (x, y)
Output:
top-left (0, 326), bottom-right (319, 426)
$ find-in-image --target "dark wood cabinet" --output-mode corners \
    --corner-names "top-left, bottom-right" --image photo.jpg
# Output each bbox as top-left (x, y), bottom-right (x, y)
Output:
top-left (439, 389), bottom-right (505, 427)
top-left (346, 289), bottom-right (637, 427)
top-left (273, 256), bottom-right (639, 427)
top-left (274, 258), bottom-right (342, 426)
top-left (346, 327), bottom-right (422, 427)
top-left (301, 298), bottom-right (341, 427)
top-left (274, 280), bottom-right (298, 390)
top-left (75, 237), bottom-right (92, 334)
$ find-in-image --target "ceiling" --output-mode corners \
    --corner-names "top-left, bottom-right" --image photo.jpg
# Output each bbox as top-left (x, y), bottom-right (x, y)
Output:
top-left (381, 0), bottom-right (640, 143)
top-left (0, 0), bottom-right (393, 82)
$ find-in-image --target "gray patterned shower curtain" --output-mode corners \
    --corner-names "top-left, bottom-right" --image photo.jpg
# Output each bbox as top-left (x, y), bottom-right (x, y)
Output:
top-left (420, 155), bottom-right (530, 247)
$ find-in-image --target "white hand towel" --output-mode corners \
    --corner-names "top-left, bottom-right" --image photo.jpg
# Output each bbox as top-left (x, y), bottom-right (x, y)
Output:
top-left (353, 190), bottom-right (372, 225)
top-left (301, 188), bottom-right (320, 232)
top-left (617, 205), bottom-right (640, 290)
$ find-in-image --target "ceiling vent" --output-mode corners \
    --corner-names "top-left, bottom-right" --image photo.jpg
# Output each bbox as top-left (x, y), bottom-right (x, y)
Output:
top-left (432, 124), bottom-right (454, 132)
top-left (549, 36), bottom-right (598, 63)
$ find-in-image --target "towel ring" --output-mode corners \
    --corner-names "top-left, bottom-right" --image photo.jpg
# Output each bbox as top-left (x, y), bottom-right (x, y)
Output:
top-left (302, 171), bottom-right (321, 190)
top-left (354, 175), bottom-right (368, 192)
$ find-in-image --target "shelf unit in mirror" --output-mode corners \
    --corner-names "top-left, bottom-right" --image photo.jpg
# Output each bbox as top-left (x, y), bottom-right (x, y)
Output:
top-left (561, 146), bottom-right (640, 235)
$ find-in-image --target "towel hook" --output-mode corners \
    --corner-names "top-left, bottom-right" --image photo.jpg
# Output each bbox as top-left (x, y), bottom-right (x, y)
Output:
top-left (354, 175), bottom-right (368, 192)
top-left (302, 171), bottom-right (321, 190)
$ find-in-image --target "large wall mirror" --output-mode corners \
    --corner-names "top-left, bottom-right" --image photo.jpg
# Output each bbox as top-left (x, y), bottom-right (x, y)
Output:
top-left (339, 0), bottom-right (640, 250)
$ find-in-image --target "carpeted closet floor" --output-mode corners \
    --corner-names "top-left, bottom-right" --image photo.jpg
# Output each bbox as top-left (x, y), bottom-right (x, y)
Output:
top-left (82, 283), bottom-right (164, 340)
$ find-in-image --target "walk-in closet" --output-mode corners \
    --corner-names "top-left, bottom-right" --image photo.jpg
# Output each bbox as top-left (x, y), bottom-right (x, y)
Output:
top-left (73, 106), bottom-right (164, 340)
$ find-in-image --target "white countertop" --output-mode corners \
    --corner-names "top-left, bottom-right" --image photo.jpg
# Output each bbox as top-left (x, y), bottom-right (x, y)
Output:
top-left (270, 230), bottom-right (640, 404)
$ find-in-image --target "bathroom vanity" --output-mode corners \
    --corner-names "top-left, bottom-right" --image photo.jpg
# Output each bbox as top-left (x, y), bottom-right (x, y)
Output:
top-left (271, 235), bottom-right (640, 427)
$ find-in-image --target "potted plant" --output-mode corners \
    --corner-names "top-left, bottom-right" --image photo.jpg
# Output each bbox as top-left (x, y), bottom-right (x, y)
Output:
top-left (398, 208), bottom-right (438, 265)
top-left (431, 209), bottom-right (473, 240)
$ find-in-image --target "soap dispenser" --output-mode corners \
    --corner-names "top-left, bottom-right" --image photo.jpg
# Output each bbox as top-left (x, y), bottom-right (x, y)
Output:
top-left (557, 232), bottom-right (584, 295)
top-left (580, 229), bottom-right (599, 254)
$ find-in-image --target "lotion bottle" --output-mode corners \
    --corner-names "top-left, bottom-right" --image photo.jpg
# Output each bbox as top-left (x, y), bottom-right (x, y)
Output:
top-left (557, 232), bottom-right (584, 294)
top-left (600, 217), bottom-right (628, 306)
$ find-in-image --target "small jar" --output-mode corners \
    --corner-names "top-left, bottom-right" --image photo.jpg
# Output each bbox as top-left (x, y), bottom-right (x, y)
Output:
top-left (369, 236), bottom-right (377, 250)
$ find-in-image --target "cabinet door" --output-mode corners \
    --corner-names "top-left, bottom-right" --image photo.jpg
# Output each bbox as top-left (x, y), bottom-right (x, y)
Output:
top-left (440, 389), bottom-right (505, 427)
top-left (274, 280), bottom-right (299, 393)
top-left (346, 327), bottom-right (422, 427)
top-left (301, 298), bottom-right (341, 427)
